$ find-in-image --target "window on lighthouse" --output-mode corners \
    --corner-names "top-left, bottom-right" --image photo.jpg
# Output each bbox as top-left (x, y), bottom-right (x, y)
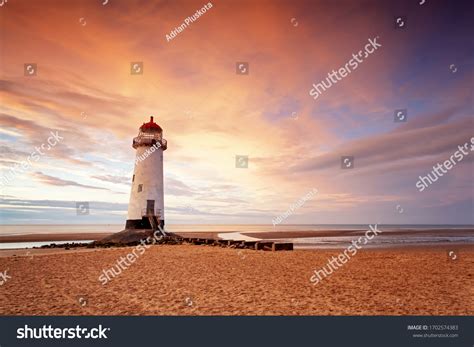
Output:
top-left (138, 184), bottom-right (143, 193)
top-left (132, 174), bottom-right (135, 182)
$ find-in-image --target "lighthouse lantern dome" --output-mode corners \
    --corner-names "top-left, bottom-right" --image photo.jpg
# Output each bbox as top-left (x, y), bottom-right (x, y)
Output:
top-left (133, 116), bottom-right (167, 150)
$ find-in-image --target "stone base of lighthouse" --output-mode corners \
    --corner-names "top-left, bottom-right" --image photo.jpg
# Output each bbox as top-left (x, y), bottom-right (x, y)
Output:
top-left (125, 218), bottom-right (165, 230)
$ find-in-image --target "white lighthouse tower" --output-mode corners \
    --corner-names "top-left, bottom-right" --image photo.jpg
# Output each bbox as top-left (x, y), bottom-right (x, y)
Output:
top-left (125, 116), bottom-right (167, 231)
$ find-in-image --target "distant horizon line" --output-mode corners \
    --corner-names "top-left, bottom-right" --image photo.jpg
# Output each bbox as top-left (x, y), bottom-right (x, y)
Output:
top-left (1, 223), bottom-right (473, 227)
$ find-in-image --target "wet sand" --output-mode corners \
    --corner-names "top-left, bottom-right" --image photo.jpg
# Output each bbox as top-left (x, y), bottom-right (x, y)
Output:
top-left (0, 244), bottom-right (472, 315)
top-left (0, 233), bottom-right (112, 243)
top-left (1, 228), bottom-right (471, 244)
top-left (242, 228), bottom-right (474, 239)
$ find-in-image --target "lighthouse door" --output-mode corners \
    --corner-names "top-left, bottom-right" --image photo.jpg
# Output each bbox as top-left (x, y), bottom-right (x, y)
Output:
top-left (146, 200), bottom-right (155, 216)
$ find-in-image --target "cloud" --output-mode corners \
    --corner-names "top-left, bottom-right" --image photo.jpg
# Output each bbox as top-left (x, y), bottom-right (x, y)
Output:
top-left (0, 196), bottom-right (127, 211)
top-left (0, 0), bottom-right (472, 224)
top-left (294, 117), bottom-right (473, 173)
top-left (92, 175), bottom-right (131, 185)
top-left (32, 172), bottom-right (111, 191)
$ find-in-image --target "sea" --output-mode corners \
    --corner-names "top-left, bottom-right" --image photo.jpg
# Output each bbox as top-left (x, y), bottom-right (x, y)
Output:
top-left (0, 224), bottom-right (473, 250)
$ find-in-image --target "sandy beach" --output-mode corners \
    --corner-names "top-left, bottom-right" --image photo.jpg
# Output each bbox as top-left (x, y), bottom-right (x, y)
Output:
top-left (0, 243), bottom-right (472, 316)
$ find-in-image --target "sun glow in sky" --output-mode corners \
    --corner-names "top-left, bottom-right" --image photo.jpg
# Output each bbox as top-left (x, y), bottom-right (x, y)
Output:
top-left (0, 0), bottom-right (473, 225)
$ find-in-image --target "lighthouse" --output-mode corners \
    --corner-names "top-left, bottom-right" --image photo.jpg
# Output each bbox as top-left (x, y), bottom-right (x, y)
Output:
top-left (125, 116), bottom-right (167, 231)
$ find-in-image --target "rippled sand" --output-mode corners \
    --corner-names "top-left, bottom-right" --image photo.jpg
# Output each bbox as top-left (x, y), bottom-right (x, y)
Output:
top-left (0, 245), bottom-right (472, 315)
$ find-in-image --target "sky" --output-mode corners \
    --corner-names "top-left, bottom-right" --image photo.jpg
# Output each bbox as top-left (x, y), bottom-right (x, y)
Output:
top-left (0, 0), bottom-right (473, 225)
